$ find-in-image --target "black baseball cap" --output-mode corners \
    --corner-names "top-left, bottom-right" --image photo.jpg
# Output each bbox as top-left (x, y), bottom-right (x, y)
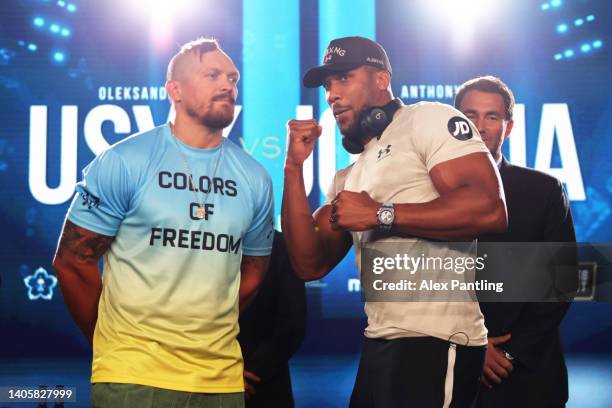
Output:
top-left (303, 36), bottom-right (392, 88)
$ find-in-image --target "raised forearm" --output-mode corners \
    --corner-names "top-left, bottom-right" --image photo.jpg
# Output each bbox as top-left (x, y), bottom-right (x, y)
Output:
top-left (281, 164), bottom-right (332, 280)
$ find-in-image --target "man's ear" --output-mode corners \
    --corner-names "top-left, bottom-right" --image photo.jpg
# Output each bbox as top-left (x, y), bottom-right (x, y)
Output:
top-left (375, 70), bottom-right (391, 91)
top-left (165, 80), bottom-right (181, 103)
top-left (504, 119), bottom-right (514, 141)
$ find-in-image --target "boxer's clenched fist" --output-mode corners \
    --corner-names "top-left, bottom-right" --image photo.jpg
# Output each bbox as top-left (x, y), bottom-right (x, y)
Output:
top-left (286, 119), bottom-right (322, 167)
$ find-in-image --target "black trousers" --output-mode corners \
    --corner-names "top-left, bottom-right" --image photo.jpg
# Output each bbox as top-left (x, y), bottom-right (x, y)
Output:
top-left (245, 365), bottom-right (295, 408)
top-left (349, 337), bottom-right (486, 408)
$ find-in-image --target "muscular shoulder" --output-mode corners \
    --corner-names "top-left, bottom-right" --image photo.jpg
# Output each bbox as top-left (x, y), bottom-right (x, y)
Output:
top-left (389, 101), bottom-right (473, 142)
top-left (399, 101), bottom-right (465, 124)
top-left (87, 125), bottom-right (168, 188)
top-left (108, 125), bottom-right (166, 163)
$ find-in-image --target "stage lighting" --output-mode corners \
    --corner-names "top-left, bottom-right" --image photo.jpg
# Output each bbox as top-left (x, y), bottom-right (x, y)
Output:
top-left (563, 49), bottom-right (574, 58)
top-left (33, 17), bottom-right (45, 27)
top-left (557, 23), bottom-right (568, 33)
top-left (554, 53), bottom-right (563, 60)
top-left (140, 0), bottom-right (195, 50)
top-left (541, 3), bottom-right (550, 11)
top-left (52, 51), bottom-right (66, 63)
top-left (50, 23), bottom-right (60, 33)
top-left (551, 0), bottom-right (562, 7)
top-left (586, 15), bottom-right (595, 22)
top-left (66, 3), bottom-right (76, 12)
top-left (57, 0), bottom-right (66, 6)
top-left (592, 40), bottom-right (602, 48)
top-left (581, 43), bottom-right (591, 53)
top-left (60, 28), bottom-right (70, 37)
top-left (422, 0), bottom-right (498, 51)
top-left (28, 43), bottom-right (38, 52)
top-left (574, 18), bottom-right (584, 26)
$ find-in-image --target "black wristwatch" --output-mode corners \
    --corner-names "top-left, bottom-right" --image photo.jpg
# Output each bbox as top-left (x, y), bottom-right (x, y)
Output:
top-left (376, 202), bottom-right (395, 231)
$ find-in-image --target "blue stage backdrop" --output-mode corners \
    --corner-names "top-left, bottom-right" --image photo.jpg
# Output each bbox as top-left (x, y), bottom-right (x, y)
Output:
top-left (0, 0), bottom-right (611, 357)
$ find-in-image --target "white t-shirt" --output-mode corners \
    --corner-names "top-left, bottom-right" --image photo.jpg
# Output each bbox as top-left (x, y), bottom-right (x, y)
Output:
top-left (327, 102), bottom-right (491, 346)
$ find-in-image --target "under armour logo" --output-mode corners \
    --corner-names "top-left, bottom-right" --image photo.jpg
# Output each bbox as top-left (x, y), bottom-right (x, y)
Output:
top-left (377, 144), bottom-right (392, 161)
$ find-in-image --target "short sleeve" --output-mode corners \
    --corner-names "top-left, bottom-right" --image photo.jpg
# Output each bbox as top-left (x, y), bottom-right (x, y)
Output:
top-left (409, 103), bottom-right (490, 172)
top-left (67, 149), bottom-right (132, 236)
top-left (324, 165), bottom-right (353, 205)
top-left (324, 174), bottom-right (338, 205)
top-left (242, 172), bottom-right (275, 256)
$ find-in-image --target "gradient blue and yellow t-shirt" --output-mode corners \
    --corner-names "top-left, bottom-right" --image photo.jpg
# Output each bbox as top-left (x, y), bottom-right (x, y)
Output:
top-left (67, 123), bottom-right (274, 393)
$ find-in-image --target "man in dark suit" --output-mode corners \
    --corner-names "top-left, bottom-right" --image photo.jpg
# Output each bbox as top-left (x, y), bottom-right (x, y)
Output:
top-left (238, 231), bottom-right (306, 408)
top-left (455, 76), bottom-right (577, 407)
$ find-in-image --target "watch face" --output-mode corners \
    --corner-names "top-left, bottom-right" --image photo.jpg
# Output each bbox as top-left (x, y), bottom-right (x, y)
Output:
top-left (380, 209), bottom-right (394, 225)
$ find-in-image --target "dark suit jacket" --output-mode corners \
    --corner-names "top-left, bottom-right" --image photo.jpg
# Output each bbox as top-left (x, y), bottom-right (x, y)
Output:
top-left (238, 232), bottom-right (306, 408)
top-left (477, 157), bottom-right (576, 408)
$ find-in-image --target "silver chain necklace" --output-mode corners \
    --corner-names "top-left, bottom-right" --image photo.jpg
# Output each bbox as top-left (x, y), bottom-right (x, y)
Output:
top-left (170, 126), bottom-right (225, 219)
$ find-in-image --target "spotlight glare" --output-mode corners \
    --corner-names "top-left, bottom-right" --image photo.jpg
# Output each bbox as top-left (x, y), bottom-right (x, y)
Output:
top-left (33, 17), bottom-right (45, 27)
top-left (554, 53), bottom-right (563, 60)
top-left (541, 3), bottom-right (550, 11)
top-left (52, 51), bottom-right (65, 63)
top-left (57, 0), bottom-right (66, 6)
top-left (592, 40), bottom-right (602, 48)
top-left (423, 0), bottom-right (496, 52)
top-left (574, 18), bottom-right (584, 26)
top-left (144, 0), bottom-right (194, 50)
top-left (586, 15), bottom-right (595, 22)
top-left (581, 43), bottom-right (591, 53)
top-left (60, 28), bottom-right (70, 37)
top-left (557, 23), bottom-right (568, 33)
top-left (67, 4), bottom-right (76, 12)
top-left (551, 0), bottom-right (561, 7)
top-left (563, 49), bottom-right (574, 57)
top-left (28, 43), bottom-right (38, 52)
top-left (50, 24), bottom-right (60, 33)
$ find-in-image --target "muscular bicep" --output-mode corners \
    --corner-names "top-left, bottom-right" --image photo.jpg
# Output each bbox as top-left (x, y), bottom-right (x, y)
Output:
top-left (429, 152), bottom-right (503, 197)
top-left (54, 220), bottom-right (114, 265)
top-left (313, 204), bottom-right (353, 271)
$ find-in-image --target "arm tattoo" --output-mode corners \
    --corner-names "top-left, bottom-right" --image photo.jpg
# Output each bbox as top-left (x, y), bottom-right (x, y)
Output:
top-left (241, 255), bottom-right (270, 270)
top-left (56, 220), bottom-right (114, 262)
top-left (241, 256), bottom-right (260, 268)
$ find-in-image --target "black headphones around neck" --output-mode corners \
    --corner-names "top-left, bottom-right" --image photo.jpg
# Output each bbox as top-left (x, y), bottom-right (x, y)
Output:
top-left (359, 97), bottom-right (404, 136)
top-left (342, 98), bottom-right (404, 154)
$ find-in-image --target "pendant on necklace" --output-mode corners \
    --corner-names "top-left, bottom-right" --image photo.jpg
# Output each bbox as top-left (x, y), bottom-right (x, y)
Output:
top-left (196, 206), bottom-right (206, 219)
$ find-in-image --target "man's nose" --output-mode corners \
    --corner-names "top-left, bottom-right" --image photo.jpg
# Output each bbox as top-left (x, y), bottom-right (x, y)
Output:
top-left (472, 118), bottom-right (485, 135)
top-left (326, 83), bottom-right (341, 106)
top-left (219, 75), bottom-right (234, 92)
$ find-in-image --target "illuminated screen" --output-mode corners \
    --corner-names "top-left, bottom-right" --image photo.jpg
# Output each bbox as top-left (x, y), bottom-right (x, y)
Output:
top-left (1, 0), bottom-right (611, 358)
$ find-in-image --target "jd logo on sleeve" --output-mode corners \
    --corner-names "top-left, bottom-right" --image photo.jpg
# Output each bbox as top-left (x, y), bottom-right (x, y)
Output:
top-left (447, 117), bottom-right (473, 141)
